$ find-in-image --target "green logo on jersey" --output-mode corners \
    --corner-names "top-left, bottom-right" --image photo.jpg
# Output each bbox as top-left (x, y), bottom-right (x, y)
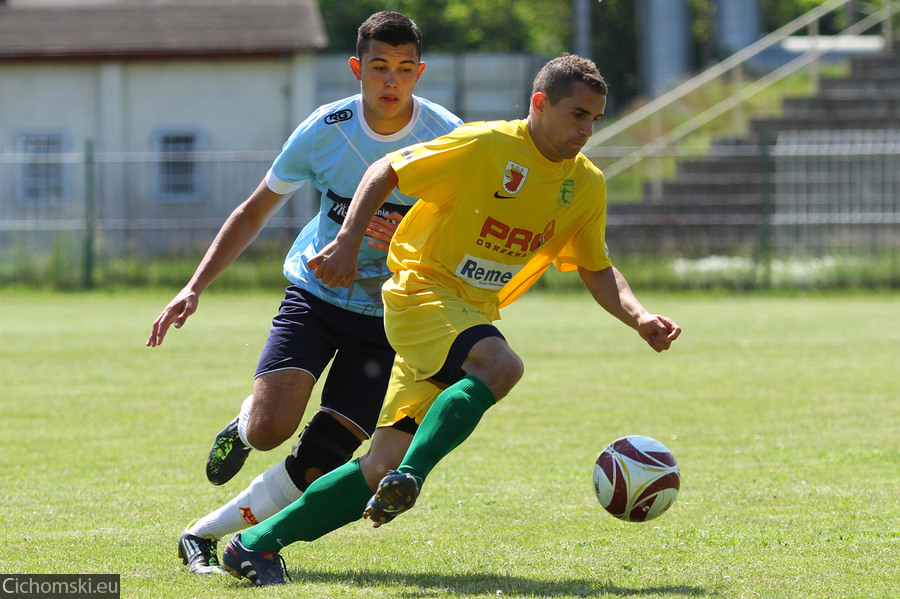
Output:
top-left (558, 179), bottom-right (574, 206)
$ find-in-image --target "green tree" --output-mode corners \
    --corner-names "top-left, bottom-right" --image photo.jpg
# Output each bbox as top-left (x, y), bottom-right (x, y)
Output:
top-left (319, 0), bottom-right (571, 56)
top-left (591, 0), bottom-right (641, 110)
top-left (761, 0), bottom-right (847, 34)
top-left (319, 0), bottom-right (637, 105)
top-left (319, 0), bottom-right (837, 110)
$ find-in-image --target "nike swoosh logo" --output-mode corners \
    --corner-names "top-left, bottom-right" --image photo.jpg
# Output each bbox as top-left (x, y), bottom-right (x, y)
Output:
top-left (493, 192), bottom-right (515, 199)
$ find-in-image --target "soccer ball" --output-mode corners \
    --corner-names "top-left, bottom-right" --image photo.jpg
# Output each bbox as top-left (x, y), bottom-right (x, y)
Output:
top-left (593, 435), bottom-right (680, 522)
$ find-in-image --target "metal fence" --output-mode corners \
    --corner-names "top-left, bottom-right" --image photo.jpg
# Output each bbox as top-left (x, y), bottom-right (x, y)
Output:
top-left (0, 144), bottom-right (315, 287)
top-left (772, 129), bottom-right (900, 257)
top-left (0, 134), bottom-right (898, 288)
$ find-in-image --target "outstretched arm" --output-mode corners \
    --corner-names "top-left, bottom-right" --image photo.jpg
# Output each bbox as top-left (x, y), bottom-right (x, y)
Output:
top-left (307, 157), bottom-right (399, 287)
top-left (147, 179), bottom-right (288, 347)
top-left (578, 266), bottom-right (681, 352)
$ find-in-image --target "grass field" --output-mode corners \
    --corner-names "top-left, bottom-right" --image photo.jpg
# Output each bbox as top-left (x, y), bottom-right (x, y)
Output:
top-left (1, 288), bottom-right (897, 598)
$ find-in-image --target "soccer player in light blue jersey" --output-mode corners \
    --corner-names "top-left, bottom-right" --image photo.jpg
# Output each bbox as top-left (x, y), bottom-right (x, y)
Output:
top-left (146, 11), bottom-right (462, 575)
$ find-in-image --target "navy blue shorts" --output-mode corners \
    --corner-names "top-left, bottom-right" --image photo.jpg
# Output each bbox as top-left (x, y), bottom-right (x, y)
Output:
top-left (256, 286), bottom-right (393, 436)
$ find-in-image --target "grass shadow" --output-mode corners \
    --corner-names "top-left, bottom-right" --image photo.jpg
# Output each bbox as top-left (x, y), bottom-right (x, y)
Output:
top-left (279, 567), bottom-right (713, 597)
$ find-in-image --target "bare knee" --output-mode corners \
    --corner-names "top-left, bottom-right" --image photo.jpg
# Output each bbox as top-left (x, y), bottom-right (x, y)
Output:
top-left (462, 337), bottom-right (524, 401)
top-left (488, 351), bottom-right (524, 399)
top-left (245, 412), bottom-right (295, 451)
top-left (246, 370), bottom-right (315, 451)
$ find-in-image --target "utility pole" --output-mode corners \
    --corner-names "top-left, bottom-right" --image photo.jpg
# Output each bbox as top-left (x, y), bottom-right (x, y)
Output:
top-left (573, 0), bottom-right (593, 59)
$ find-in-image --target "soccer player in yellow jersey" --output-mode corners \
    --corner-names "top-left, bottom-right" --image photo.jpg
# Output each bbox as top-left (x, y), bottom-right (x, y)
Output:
top-left (219, 54), bottom-right (682, 586)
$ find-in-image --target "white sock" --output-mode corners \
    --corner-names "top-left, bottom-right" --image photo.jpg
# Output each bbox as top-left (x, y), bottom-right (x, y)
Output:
top-left (236, 394), bottom-right (260, 451)
top-left (189, 459), bottom-right (302, 540)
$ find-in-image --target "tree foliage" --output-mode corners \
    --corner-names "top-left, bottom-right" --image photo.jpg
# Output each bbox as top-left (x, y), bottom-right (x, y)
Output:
top-left (319, 0), bottom-right (571, 56)
top-left (319, 0), bottom-right (838, 107)
top-left (761, 0), bottom-right (849, 34)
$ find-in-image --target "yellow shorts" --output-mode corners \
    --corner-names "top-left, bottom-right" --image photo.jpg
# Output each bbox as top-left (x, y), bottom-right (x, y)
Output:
top-left (377, 272), bottom-right (494, 428)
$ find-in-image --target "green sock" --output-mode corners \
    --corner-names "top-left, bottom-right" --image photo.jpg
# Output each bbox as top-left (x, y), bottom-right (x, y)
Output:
top-left (398, 374), bottom-right (496, 485)
top-left (240, 458), bottom-right (371, 552)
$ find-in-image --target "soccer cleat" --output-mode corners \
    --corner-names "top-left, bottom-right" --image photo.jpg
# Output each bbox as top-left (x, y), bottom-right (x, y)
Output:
top-left (206, 417), bottom-right (252, 485)
top-left (177, 525), bottom-right (224, 575)
top-left (221, 533), bottom-right (289, 586)
top-left (362, 470), bottom-right (420, 528)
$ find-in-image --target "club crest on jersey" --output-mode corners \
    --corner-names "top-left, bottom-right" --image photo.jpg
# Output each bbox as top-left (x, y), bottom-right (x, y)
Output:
top-left (502, 161), bottom-right (529, 194)
top-left (558, 179), bottom-right (574, 206)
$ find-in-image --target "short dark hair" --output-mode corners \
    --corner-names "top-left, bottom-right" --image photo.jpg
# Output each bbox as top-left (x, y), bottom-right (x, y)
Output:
top-left (356, 11), bottom-right (423, 61)
top-left (532, 54), bottom-right (608, 105)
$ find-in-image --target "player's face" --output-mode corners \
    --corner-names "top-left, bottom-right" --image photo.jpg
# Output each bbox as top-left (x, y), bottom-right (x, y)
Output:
top-left (531, 81), bottom-right (606, 162)
top-left (350, 41), bottom-right (425, 135)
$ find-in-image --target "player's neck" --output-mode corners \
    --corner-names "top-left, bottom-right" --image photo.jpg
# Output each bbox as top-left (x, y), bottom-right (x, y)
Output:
top-left (526, 116), bottom-right (564, 164)
top-left (362, 104), bottom-right (414, 136)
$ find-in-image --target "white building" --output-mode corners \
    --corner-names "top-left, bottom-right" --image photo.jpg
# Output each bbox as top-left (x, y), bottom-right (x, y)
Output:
top-left (0, 0), bottom-right (325, 243)
top-left (0, 0), bottom-right (543, 275)
top-left (0, 0), bottom-right (325, 153)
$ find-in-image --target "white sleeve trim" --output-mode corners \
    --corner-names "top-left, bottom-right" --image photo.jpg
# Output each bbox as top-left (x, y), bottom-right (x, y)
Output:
top-left (265, 167), bottom-right (305, 195)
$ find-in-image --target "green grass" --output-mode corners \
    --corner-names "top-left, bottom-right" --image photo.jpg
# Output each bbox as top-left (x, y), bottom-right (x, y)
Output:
top-left (1, 288), bottom-right (898, 598)
top-left (5, 250), bottom-right (899, 291)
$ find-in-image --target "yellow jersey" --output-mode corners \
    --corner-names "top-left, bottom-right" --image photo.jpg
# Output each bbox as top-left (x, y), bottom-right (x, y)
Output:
top-left (385, 119), bottom-right (612, 321)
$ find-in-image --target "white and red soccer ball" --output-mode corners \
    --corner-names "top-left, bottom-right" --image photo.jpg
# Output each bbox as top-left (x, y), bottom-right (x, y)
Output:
top-left (593, 435), bottom-right (680, 522)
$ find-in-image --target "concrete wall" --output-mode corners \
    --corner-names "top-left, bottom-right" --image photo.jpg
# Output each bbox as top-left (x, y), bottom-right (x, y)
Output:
top-left (1, 51), bottom-right (547, 160)
top-left (0, 54), bottom-right (318, 247)
top-left (0, 55), bottom-right (317, 155)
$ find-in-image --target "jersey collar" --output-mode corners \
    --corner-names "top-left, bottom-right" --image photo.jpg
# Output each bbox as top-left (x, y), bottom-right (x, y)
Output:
top-left (357, 95), bottom-right (422, 142)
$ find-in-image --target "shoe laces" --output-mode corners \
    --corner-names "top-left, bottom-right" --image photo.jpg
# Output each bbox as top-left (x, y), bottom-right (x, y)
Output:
top-left (258, 552), bottom-right (292, 584)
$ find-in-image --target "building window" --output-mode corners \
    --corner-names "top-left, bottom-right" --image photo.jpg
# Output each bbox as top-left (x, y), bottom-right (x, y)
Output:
top-left (153, 128), bottom-right (208, 202)
top-left (14, 132), bottom-right (69, 205)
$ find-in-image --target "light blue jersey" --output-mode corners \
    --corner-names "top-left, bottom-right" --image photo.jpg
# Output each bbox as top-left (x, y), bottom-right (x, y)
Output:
top-left (266, 95), bottom-right (462, 316)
